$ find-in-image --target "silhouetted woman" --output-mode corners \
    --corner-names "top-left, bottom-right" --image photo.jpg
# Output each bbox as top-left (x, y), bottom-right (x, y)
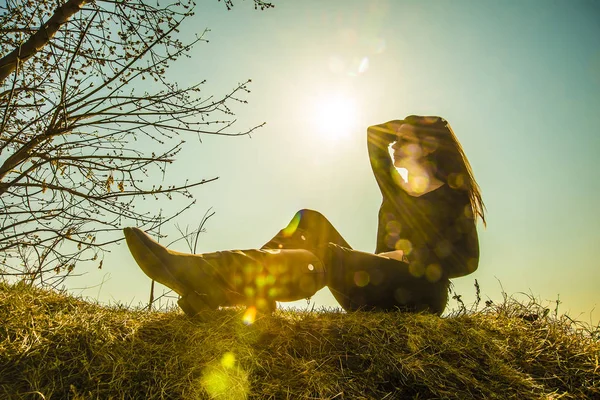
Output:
top-left (124, 115), bottom-right (485, 316)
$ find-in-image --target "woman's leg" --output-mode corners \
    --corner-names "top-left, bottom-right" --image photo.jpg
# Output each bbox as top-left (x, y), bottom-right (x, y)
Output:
top-left (261, 209), bottom-right (351, 261)
top-left (125, 207), bottom-right (449, 316)
top-left (325, 244), bottom-right (450, 315)
top-left (260, 209), bottom-right (449, 314)
top-left (124, 227), bottom-right (326, 316)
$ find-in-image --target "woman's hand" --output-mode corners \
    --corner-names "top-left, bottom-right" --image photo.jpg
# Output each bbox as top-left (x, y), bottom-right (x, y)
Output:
top-left (367, 120), bottom-right (405, 143)
top-left (368, 116), bottom-right (447, 143)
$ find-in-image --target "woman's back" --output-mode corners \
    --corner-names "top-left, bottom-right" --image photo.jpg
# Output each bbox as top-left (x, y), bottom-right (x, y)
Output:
top-left (367, 119), bottom-right (481, 280)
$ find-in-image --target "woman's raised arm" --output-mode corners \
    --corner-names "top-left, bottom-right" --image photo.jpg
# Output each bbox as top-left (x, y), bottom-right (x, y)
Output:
top-left (367, 121), bottom-right (403, 198)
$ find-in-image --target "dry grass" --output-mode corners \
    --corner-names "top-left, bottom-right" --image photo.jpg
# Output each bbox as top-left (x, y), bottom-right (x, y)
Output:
top-left (0, 281), bottom-right (598, 399)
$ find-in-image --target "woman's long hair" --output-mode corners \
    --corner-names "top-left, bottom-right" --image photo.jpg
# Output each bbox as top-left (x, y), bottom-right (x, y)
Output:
top-left (404, 115), bottom-right (486, 226)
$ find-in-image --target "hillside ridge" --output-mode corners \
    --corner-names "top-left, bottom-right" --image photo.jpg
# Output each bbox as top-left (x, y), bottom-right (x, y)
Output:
top-left (0, 282), bottom-right (598, 399)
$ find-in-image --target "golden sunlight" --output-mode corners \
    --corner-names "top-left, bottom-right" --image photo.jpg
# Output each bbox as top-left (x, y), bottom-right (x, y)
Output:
top-left (242, 306), bottom-right (257, 325)
top-left (388, 146), bottom-right (409, 182)
top-left (312, 93), bottom-right (358, 140)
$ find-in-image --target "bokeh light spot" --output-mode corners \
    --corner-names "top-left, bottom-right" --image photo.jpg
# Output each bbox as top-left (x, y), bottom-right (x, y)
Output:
top-left (200, 352), bottom-right (249, 400)
top-left (408, 262), bottom-right (425, 278)
top-left (353, 270), bottom-right (370, 287)
top-left (448, 173), bottom-right (466, 189)
top-left (255, 275), bottom-right (267, 288)
top-left (409, 175), bottom-right (430, 194)
top-left (386, 220), bottom-right (402, 234)
top-left (383, 212), bottom-right (396, 223)
top-left (274, 263), bottom-right (289, 274)
top-left (434, 240), bottom-right (452, 258)
top-left (394, 239), bottom-right (413, 255)
top-left (385, 233), bottom-right (398, 248)
top-left (421, 136), bottom-right (439, 154)
top-left (463, 205), bottom-right (474, 219)
top-left (242, 306), bottom-right (257, 326)
top-left (425, 263), bottom-right (443, 283)
top-left (256, 298), bottom-right (271, 311)
top-left (307, 263), bottom-right (314, 271)
top-left (221, 352), bottom-right (236, 369)
top-left (243, 287), bottom-right (255, 298)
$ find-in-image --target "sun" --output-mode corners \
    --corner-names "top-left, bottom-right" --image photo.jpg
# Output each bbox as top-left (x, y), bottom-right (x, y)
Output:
top-left (312, 93), bottom-right (358, 141)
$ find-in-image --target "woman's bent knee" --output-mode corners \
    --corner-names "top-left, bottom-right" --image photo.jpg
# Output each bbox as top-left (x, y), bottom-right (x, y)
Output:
top-left (295, 208), bottom-right (326, 223)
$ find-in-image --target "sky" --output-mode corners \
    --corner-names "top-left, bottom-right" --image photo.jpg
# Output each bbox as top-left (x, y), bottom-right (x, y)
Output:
top-left (65, 0), bottom-right (600, 325)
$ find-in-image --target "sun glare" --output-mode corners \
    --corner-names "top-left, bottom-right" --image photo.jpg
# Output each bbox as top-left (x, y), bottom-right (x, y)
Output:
top-left (313, 93), bottom-right (358, 141)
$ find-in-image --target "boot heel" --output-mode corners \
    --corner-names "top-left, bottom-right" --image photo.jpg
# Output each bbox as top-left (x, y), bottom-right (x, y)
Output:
top-left (177, 292), bottom-right (212, 317)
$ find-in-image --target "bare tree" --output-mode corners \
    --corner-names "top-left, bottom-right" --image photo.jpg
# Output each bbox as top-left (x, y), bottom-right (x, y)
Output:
top-left (0, 0), bottom-right (274, 287)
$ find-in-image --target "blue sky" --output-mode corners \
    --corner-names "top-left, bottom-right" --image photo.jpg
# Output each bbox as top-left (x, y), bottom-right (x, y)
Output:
top-left (66, 0), bottom-right (600, 324)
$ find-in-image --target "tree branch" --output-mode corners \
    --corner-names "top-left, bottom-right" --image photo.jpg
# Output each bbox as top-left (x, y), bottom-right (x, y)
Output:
top-left (0, 0), bottom-right (88, 83)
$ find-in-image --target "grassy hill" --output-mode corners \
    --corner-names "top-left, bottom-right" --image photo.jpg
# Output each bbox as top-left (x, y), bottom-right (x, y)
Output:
top-left (0, 282), bottom-right (598, 399)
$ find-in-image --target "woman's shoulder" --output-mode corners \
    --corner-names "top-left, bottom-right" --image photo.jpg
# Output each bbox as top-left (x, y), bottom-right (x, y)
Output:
top-left (415, 183), bottom-right (470, 210)
top-left (383, 178), bottom-right (469, 208)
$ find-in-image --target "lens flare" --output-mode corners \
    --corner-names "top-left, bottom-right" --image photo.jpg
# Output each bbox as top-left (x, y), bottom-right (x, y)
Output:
top-left (408, 174), bottom-right (430, 194)
top-left (242, 306), bottom-right (257, 326)
top-left (282, 213), bottom-right (301, 237)
top-left (200, 352), bottom-right (249, 400)
top-left (358, 57), bottom-right (369, 73)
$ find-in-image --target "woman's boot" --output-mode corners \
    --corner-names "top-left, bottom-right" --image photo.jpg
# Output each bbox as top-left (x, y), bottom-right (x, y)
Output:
top-left (123, 227), bottom-right (326, 316)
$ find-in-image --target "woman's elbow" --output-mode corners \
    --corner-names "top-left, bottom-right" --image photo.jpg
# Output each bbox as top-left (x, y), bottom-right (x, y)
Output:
top-left (446, 232), bottom-right (480, 278)
top-left (445, 256), bottom-right (479, 279)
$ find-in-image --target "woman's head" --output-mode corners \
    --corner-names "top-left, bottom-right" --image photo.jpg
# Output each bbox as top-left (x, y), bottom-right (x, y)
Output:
top-left (391, 123), bottom-right (439, 161)
top-left (394, 115), bottom-right (486, 225)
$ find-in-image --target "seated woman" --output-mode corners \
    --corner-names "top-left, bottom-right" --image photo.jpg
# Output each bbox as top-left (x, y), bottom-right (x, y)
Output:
top-left (124, 115), bottom-right (485, 316)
